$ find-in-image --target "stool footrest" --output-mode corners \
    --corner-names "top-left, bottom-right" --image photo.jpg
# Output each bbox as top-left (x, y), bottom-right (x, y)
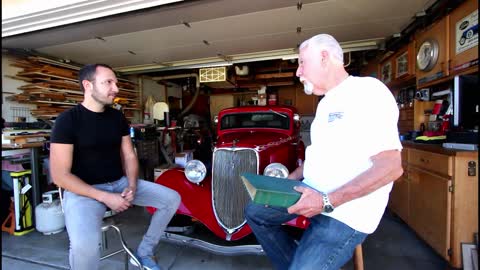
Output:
top-left (100, 224), bottom-right (144, 269)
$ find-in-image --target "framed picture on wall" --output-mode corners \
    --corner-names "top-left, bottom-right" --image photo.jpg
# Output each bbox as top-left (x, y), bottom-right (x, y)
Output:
top-left (381, 61), bottom-right (392, 84)
top-left (396, 51), bottom-right (408, 78)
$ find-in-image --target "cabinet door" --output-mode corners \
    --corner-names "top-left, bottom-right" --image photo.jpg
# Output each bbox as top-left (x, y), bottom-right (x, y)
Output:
top-left (209, 95), bottom-right (234, 122)
top-left (409, 166), bottom-right (451, 260)
top-left (389, 148), bottom-right (410, 222)
top-left (389, 173), bottom-right (410, 222)
top-left (295, 86), bottom-right (318, 115)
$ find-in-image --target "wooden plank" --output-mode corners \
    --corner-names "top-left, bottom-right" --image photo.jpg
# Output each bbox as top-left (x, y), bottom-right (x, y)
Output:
top-left (17, 71), bottom-right (78, 82)
top-left (29, 56), bottom-right (81, 70)
top-left (255, 72), bottom-right (295, 79)
top-left (2, 142), bottom-right (45, 149)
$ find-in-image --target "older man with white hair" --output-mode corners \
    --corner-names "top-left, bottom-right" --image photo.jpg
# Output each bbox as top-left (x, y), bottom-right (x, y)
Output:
top-left (245, 34), bottom-right (404, 270)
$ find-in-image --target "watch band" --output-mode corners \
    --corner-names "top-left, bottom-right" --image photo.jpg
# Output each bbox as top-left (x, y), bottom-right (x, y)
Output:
top-left (322, 193), bottom-right (334, 213)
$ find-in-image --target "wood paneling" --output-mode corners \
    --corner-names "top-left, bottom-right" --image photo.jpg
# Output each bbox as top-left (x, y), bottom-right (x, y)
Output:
top-left (415, 16), bottom-right (449, 87)
top-left (448, 0), bottom-right (479, 75)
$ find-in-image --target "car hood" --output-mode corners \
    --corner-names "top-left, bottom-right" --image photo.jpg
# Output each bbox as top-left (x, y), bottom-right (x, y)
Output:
top-left (216, 131), bottom-right (292, 149)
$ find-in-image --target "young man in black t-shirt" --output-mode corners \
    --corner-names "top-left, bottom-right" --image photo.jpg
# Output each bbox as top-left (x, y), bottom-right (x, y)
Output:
top-left (50, 64), bottom-right (180, 270)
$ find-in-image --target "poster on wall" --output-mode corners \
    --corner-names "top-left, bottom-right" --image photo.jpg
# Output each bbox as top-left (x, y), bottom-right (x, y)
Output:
top-left (455, 9), bottom-right (478, 55)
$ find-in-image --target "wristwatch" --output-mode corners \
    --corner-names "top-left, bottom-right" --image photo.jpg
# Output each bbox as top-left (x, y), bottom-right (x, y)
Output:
top-left (322, 193), bottom-right (335, 213)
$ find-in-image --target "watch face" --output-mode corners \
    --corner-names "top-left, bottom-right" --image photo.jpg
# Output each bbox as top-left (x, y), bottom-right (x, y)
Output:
top-left (324, 204), bottom-right (334, 213)
top-left (416, 39), bottom-right (439, 72)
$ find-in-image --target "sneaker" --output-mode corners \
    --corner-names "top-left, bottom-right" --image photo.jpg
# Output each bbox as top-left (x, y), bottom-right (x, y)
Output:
top-left (129, 253), bottom-right (162, 270)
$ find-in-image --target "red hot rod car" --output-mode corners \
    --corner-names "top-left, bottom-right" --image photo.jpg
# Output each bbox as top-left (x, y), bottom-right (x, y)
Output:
top-left (148, 105), bottom-right (308, 254)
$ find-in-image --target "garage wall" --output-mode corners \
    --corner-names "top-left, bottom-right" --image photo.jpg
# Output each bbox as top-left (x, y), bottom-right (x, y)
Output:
top-left (2, 54), bottom-right (37, 122)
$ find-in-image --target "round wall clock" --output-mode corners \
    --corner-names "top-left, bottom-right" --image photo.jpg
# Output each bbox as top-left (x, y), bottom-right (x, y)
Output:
top-left (416, 39), bottom-right (439, 72)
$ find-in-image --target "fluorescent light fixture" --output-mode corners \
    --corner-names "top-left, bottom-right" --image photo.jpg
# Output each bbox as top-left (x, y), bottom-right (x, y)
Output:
top-left (282, 54), bottom-right (299, 60)
top-left (117, 38), bottom-right (383, 74)
top-left (2, 0), bottom-right (184, 37)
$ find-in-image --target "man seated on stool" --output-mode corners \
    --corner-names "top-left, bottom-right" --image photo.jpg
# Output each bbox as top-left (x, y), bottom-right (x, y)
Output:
top-left (50, 63), bottom-right (180, 270)
top-left (245, 34), bottom-right (404, 270)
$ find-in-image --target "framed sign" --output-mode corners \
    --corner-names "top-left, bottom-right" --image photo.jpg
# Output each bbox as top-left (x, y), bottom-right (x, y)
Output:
top-left (381, 61), bottom-right (392, 84)
top-left (455, 9), bottom-right (478, 55)
top-left (396, 51), bottom-right (408, 78)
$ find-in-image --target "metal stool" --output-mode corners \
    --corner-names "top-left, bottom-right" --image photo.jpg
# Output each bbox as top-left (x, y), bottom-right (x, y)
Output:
top-left (58, 188), bottom-right (144, 269)
top-left (100, 216), bottom-right (143, 269)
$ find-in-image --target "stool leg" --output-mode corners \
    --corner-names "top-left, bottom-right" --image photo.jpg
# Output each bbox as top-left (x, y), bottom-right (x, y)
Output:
top-left (107, 224), bottom-right (143, 269)
top-left (353, 244), bottom-right (364, 270)
top-left (101, 230), bottom-right (108, 250)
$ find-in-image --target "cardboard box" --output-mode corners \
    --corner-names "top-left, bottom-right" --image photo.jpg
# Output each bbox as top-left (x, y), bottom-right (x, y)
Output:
top-left (174, 151), bottom-right (194, 168)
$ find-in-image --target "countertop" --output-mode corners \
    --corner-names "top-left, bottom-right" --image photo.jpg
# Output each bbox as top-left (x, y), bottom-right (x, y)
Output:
top-left (401, 140), bottom-right (478, 156)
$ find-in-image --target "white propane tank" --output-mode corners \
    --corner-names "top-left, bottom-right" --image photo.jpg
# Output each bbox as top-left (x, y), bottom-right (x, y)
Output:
top-left (35, 199), bottom-right (65, 235)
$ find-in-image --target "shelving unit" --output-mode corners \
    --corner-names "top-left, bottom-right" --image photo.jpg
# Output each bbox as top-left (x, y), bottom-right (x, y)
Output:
top-left (7, 56), bottom-right (141, 121)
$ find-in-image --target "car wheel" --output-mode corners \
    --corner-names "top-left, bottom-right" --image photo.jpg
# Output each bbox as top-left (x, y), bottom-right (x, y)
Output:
top-left (460, 37), bottom-right (466, 45)
top-left (466, 30), bottom-right (474, 39)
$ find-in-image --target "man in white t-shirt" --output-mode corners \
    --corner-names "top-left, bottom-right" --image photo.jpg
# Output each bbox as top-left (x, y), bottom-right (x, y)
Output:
top-left (245, 34), bottom-right (404, 270)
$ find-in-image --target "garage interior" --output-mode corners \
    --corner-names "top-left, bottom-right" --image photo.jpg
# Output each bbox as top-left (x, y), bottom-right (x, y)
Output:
top-left (2, 0), bottom-right (478, 269)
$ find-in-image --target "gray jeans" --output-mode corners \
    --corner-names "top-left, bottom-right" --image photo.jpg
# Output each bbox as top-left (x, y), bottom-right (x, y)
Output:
top-left (63, 177), bottom-right (180, 270)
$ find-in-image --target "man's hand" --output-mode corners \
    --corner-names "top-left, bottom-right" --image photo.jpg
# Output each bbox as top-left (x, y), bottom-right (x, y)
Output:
top-left (100, 192), bottom-right (131, 212)
top-left (287, 186), bottom-right (324, 218)
top-left (121, 186), bottom-right (136, 203)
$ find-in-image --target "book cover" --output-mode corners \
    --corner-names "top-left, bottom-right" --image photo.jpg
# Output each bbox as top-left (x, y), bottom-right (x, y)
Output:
top-left (240, 172), bottom-right (311, 208)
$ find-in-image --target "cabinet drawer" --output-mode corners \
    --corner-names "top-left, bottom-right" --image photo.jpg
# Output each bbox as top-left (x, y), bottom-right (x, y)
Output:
top-left (409, 149), bottom-right (452, 177)
top-left (401, 149), bottom-right (408, 162)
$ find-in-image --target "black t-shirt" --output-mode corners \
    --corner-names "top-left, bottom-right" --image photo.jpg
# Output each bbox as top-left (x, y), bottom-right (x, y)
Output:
top-left (50, 104), bottom-right (129, 185)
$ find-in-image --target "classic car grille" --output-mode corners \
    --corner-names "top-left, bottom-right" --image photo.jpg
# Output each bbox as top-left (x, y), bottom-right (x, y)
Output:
top-left (212, 149), bottom-right (257, 232)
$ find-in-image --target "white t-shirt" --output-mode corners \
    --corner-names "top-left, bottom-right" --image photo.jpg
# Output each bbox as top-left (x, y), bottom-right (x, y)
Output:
top-left (303, 75), bottom-right (402, 234)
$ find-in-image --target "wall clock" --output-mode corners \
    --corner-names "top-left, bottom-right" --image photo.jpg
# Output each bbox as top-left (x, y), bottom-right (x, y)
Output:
top-left (416, 38), bottom-right (439, 72)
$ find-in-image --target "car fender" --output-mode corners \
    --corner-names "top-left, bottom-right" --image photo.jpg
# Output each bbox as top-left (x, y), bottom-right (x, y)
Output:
top-left (147, 169), bottom-right (253, 240)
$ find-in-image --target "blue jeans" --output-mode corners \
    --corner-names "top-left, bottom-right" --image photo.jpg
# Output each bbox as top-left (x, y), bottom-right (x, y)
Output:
top-left (63, 177), bottom-right (180, 270)
top-left (245, 203), bottom-right (367, 270)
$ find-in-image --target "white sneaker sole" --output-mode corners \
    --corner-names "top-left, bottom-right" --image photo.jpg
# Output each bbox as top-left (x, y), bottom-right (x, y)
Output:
top-left (129, 256), bottom-right (161, 270)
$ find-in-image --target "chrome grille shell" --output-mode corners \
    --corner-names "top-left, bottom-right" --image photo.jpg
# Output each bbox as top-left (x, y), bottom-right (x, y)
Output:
top-left (212, 147), bottom-right (258, 235)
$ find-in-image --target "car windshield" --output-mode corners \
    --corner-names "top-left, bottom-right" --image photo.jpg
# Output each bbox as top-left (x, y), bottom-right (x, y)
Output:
top-left (220, 112), bottom-right (290, 130)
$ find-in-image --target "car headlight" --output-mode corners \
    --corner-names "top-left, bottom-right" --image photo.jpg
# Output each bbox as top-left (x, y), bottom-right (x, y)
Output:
top-left (184, 159), bottom-right (207, 184)
top-left (263, 163), bottom-right (289, 178)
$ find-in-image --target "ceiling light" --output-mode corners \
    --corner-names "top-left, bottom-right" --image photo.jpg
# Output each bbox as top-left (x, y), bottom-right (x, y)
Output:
top-left (282, 54), bottom-right (299, 60)
top-left (416, 11), bottom-right (426, 17)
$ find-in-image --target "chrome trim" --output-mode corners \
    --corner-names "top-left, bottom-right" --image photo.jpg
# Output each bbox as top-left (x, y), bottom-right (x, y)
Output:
top-left (161, 232), bottom-right (265, 256)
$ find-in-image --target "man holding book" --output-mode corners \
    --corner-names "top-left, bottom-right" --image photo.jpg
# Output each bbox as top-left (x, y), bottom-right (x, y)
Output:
top-left (245, 34), bottom-right (403, 270)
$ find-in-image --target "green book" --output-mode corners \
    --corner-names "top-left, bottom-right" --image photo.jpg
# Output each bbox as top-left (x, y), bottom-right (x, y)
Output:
top-left (240, 172), bottom-right (311, 208)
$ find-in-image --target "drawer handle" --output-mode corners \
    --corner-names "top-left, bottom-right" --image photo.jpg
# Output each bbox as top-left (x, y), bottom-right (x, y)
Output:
top-left (420, 158), bottom-right (430, 164)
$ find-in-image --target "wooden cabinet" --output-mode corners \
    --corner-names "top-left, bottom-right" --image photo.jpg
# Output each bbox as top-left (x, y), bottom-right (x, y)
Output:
top-left (397, 100), bottom-right (434, 134)
top-left (409, 162), bottom-right (452, 260)
top-left (389, 145), bottom-right (478, 268)
top-left (389, 149), bottom-right (410, 222)
top-left (448, 0), bottom-right (479, 76)
top-left (278, 84), bottom-right (318, 116)
top-left (378, 41), bottom-right (416, 93)
top-left (415, 16), bottom-right (449, 87)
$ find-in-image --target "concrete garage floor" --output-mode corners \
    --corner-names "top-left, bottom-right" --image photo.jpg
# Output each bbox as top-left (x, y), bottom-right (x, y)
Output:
top-left (2, 207), bottom-right (448, 270)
